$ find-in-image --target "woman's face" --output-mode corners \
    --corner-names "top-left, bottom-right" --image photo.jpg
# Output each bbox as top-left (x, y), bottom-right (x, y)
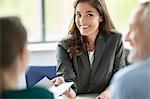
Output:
top-left (75, 2), bottom-right (103, 37)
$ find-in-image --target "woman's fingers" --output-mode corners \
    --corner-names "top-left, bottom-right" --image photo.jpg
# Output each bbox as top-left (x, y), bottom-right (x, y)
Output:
top-left (95, 92), bottom-right (109, 99)
top-left (50, 77), bottom-right (65, 86)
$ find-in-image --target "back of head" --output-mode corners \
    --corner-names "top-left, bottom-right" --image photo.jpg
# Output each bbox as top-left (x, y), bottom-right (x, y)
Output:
top-left (0, 17), bottom-right (27, 69)
top-left (0, 16), bottom-right (27, 92)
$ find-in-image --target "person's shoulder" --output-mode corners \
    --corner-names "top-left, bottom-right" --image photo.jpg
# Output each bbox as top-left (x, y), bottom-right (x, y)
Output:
top-left (99, 30), bottom-right (122, 42)
top-left (28, 87), bottom-right (52, 92)
top-left (112, 58), bottom-right (150, 83)
top-left (111, 66), bottom-right (133, 83)
top-left (102, 30), bottom-right (122, 42)
top-left (113, 63), bottom-right (138, 80)
top-left (110, 58), bottom-right (150, 98)
top-left (57, 40), bottom-right (69, 51)
top-left (24, 87), bottom-right (54, 98)
top-left (109, 29), bottom-right (122, 38)
top-left (2, 87), bottom-right (54, 98)
top-left (110, 63), bottom-right (139, 95)
top-left (102, 30), bottom-right (122, 44)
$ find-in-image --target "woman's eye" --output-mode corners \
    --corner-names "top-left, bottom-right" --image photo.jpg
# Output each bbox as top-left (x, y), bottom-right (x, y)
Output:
top-left (76, 13), bottom-right (81, 17)
top-left (87, 14), bottom-right (93, 17)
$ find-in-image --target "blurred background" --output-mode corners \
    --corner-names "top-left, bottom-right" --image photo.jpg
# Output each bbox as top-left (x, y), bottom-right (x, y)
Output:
top-left (0, 0), bottom-right (138, 88)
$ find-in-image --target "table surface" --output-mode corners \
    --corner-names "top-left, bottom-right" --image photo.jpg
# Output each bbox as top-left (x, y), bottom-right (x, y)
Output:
top-left (57, 93), bottom-right (99, 99)
top-left (76, 93), bottom-right (99, 99)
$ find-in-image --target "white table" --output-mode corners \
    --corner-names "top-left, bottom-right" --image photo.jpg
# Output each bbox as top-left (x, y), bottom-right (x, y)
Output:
top-left (57, 93), bottom-right (99, 99)
top-left (76, 93), bottom-right (99, 99)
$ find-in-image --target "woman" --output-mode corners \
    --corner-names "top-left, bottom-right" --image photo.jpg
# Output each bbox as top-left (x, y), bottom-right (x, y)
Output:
top-left (0, 17), bottom-right (54, 98)
top-left (54, 0), bottom-right (125, 98)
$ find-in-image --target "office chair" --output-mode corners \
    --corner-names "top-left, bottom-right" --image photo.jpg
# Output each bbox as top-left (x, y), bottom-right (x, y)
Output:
top-left (26, 66), bottom-right (56, 88)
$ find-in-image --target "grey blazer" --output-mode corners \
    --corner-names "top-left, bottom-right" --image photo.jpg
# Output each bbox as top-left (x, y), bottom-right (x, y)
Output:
top-left (56, 31), bottom-right (125, 94)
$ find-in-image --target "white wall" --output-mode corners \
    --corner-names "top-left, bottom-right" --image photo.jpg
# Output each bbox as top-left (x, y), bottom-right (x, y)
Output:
top-left (29, 50), bottom-right (57, 66)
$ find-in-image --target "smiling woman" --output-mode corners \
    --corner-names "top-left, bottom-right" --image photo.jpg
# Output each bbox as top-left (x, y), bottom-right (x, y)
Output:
top-left (75, 2), bottom-right (102, 38)
top-left (54, 0), bottom-right (125, 99)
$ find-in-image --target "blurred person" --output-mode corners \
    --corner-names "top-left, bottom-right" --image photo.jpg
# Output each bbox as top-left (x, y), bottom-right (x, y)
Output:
top-left (110, 1), bottom-right (150, 99)
top-left (0, 17), bottom-right (54, 98)
top-left (51, 0), bottom-right (125, 99)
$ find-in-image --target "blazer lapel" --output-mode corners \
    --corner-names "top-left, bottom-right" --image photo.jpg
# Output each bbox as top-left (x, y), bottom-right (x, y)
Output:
top-left (80, 51), bottom-right (91, 74)
top-left (91, 33), bottom-right (108, 78)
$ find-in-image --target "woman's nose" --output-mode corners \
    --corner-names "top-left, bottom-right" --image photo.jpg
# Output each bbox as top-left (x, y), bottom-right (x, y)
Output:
top-left (80, 16), bottom-right (86, 24)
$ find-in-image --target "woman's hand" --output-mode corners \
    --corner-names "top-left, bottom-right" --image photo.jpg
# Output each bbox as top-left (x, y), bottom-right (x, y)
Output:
top-left (50, 76), bottom-right (65, 86)
top-left (50, 77), bottom-right (76, 99)
top-left (95, 88), bottom-right (109, 99)
top-left (50, 77), bottom-right (70, 94)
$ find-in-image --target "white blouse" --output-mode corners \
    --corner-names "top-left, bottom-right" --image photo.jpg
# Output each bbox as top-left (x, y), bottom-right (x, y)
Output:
top-left (88, 50), bottom-right (95, 69)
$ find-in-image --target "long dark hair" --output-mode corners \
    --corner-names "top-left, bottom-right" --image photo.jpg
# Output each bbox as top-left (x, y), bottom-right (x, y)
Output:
top-left (63, 0), bottom-right (115, 58)
top-left (0, 17), bottom-right (27, 93)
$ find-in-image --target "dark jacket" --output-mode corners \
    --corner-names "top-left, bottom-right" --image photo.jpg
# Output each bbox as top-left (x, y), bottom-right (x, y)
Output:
top-left (56, 31), bottom-right (125, 94)
top-left (2, 87), bottom-right (54, 98)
